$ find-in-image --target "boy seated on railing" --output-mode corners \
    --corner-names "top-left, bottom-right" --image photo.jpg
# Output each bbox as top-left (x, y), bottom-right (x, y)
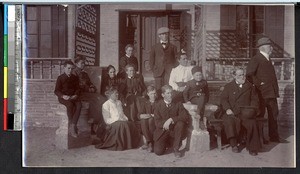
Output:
top-left (72, 56), bottom-right (106, 139)
top-left (183, 66), bottom-right (209, 130)
top-left (54, 60), bottom-right (82, 138)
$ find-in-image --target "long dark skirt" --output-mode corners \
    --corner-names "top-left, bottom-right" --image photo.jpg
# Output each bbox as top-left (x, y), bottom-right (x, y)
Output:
top-left (95, 121), bottom-right (141, 151)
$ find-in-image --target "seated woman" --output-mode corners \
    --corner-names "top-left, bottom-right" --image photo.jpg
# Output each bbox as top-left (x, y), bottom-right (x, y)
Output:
top-left (119, 64), bottom-right (146, 122)
top-left (95, 87), bottom-right (141, 151)
top-left (136, 85), bottom-right (158, 152)
top-left (100, 65), bottom-right (120, 97)
top-left (183, 66), bottom-right (209, 130)
top-left (169, 49), bottom-right (193, 102)
top-left (117, 44), bottom-right (139, 79)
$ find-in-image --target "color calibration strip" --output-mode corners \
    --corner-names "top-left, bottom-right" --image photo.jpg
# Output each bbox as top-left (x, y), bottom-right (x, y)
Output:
top-left (14, 5), bottom-right (22, 130)
top-left (3, 4), bottom-right (8, 130)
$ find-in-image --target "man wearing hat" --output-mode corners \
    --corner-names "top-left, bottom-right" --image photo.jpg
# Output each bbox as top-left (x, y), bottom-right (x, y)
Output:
top-left (149, 27), bottom-right (177, 94)
top-left (246, 36), bottom-right (281, 143)
top-left (220, 68), bottom-right (261, 156)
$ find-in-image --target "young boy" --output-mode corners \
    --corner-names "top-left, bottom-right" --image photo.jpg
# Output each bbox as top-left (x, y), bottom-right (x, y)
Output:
top-left (119, 64), bottom-right (146, 122)
top-left (183, 66), bottom-right (209, 129)
top-left (72, 56), bottom-right (106, 138)
top-left (136, 85), bottom-right (157, 152)
top-left (54, 60), bottom-right (82, 138)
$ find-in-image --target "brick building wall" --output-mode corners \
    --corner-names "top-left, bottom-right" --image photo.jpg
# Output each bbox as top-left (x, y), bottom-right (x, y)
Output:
top-left (24, 80), bottom-right (294, 128)
top-left (25, 80), bottom-right (61, 127)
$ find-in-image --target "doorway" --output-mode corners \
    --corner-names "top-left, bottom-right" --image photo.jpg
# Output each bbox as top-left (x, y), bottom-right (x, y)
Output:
top-left (119, 11), bottom-right (191, 82)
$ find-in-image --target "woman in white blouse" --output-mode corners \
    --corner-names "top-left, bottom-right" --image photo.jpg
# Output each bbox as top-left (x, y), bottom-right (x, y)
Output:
top-left (168, 49), bottom-right (193, 102)
top-left (95, 87), bottom-right (141, 150)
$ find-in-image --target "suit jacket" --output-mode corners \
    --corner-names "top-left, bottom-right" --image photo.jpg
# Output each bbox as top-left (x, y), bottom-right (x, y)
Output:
top-left (118, 55), bottom-right (139, 78)
top-left (119, 74), bottom-right (146, 99)
top-left (220, 80), bottom-right (259, 117)
top-left (54, 73), bottom-right (80, 98)
top-left (183, 79), bottom-right (209, 103)
top-left (136, 97), bottom-right (156, 118)
top-left (149, 42), bottom-right (177, 78)
top-left (153, 100), bottom-right (189, 141)
top-left (72, 67), bottom-right (96, 93)
top-left (246, 52), bottom-right (279, 98)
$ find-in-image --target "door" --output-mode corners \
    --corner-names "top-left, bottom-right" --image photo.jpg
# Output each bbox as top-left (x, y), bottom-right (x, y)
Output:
top-left (140, 14), bottom-right (168, 81)
top-left (119, 11), bottom-right (191, 83)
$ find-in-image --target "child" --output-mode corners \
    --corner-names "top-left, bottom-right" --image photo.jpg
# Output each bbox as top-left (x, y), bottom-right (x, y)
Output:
top-left (136, 85), bottom-right (157, 152)
top-left (95, 87), bottom-right (141, 151)
top-left (183, 66), bottom-right (209, 129)
top-left (119, 64), bottom-right (146, 122)
top-left (54, 60), bottom-right (82, 138)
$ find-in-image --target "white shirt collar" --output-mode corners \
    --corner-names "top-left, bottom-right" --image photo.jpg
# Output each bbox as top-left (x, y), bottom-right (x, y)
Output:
top-left (160, 41), bottom-right (168, 44)
top-left (164, 100), bottom-right (171, 105)
top-left (126, 54), bottom-right (131, 58)
top-left (260, 50), bottom-right (270, 60)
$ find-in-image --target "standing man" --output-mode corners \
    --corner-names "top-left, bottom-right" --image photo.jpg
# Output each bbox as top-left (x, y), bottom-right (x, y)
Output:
top-left (246, 36), bottom-right (281, 143)
top-left (220, 68), bottom-right (261, 156)
top-left (149, 27), bottom-right (177, 94)
top-left (153, 85), bottom-right (189, 158)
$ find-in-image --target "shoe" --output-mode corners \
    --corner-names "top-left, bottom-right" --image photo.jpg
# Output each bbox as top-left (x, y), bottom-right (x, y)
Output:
top-left (140, 144), bottom-right (149, 150)
top-left (232, 146), bottom-right (239, 153)
top-left (174, 149), bottom-right (181, 158)
top-left (270, 137), bottom-right (289, 143)
top-left (69, 124), bottom-right (78, 138)
top-left (249, 150), bottom-right (258, 156)
top-left (91, 137), bottom-right (103, 145)
top-left (147, 143), bottom-right (153, 153)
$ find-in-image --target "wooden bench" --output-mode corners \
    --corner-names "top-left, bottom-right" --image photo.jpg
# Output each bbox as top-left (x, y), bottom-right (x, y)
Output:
top-left (208, 113), bottom-right (268, 150)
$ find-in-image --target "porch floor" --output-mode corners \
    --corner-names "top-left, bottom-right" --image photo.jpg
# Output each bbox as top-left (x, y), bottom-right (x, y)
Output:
top-left (23, 124), bottom-right (294, 167)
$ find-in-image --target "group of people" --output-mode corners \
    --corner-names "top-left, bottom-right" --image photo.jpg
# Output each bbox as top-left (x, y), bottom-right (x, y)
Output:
top-left (54, 27), bottom-right (283, 158)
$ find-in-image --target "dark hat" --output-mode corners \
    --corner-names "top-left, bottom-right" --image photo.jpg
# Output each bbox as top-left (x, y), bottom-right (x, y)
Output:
top-left (157, 27), bottom-right (169, 35)
top-left (191, 66), bottom-right (202, 74)
top-left (256, 37), bottom-right (272, 47)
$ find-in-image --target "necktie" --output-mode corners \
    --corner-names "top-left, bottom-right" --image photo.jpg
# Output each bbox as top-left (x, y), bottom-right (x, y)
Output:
top-left (162, 43), bottom-right (167, 48)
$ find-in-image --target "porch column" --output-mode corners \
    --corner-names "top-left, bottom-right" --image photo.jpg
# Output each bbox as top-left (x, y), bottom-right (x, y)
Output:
top-left (67, 5), bottom-right (76, 60)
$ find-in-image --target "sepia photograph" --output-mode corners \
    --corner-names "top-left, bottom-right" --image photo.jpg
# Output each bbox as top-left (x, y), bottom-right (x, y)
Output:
top-left (21, 3), bottom-right (295, 167)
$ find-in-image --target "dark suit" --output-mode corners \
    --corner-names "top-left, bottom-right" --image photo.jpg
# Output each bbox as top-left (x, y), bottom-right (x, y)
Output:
top-left (153, 100), bottom-right (189, 155)
top-left (149, 42), bottom-right (177, 91)
top-left (119, 74), bottom-right (146, 121)
top-left (54, 73), bottom-right (82, 125)
top-left (136, 97), bottom-right (156, 144)
top-left (220, 80), bottom-right (261, 151)
top-left (118, 55), bottom-right (139, 79)
top-left (72, 67), bottom-right (105, 124)
top-left (246, 52), bottom-right (280, 140)
top-left (183, 79), bottom-right (209, 117)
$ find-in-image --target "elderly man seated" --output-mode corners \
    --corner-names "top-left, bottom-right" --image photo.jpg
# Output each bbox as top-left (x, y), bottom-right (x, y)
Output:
top-left (153, 85), bottom-right (190, 158)
top-left (220, 68), bottom-right (261, 156)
